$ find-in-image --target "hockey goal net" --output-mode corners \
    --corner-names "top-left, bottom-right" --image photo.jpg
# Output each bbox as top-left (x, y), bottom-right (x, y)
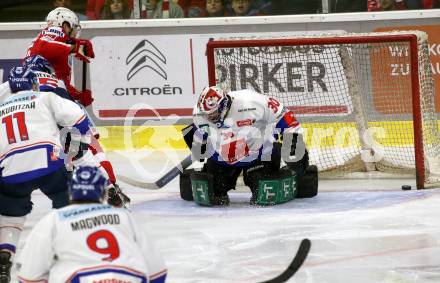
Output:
top-left (206, 31), bottom-right (440, 189)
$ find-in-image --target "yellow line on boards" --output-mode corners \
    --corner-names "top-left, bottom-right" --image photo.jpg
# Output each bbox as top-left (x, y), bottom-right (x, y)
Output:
top-left (98, 121), bottom-right (435, 150)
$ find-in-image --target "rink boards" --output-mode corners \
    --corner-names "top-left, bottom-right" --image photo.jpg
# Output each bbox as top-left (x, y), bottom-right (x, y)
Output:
top-left (98, 121), bottom-right (437, 151)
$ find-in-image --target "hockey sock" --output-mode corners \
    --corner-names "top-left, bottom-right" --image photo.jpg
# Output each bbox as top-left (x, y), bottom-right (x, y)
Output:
top-left (100, 160), bottom-right (117, 184)
top-left (88, 137), bottom-right (117, 184)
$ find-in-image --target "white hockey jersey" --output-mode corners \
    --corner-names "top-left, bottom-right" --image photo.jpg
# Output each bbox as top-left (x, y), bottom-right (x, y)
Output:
top-left (0, 90), bottom-right (89, 183)
top-left (0, 71), bottom-right (69, 104)
top-left (33, 70), bottom-right (68, 93)
top-left (17, 203), bottom-right (167, 283)
top-left (0, 81), bottom-right (12, 102)
top-left (193, 89), bottom-right (301, 166)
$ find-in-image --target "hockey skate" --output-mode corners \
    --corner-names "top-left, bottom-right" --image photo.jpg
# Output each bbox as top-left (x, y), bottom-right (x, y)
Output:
top-left (0, 251), bottom-right (12, 283)
top-left (213, 194), bottom-right (230, 206)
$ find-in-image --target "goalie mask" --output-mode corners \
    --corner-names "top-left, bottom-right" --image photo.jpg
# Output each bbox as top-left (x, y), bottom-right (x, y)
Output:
top-left (197, 86), bottom-right (231, 124)
top-left (68, 166), bottom-right (108, 203)
top-left (46, 7), bottom-right (81, 36)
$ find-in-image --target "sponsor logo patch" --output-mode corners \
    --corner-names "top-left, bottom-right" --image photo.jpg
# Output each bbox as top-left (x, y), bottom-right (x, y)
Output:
top-left (236, 118), bottom-right (254, 127)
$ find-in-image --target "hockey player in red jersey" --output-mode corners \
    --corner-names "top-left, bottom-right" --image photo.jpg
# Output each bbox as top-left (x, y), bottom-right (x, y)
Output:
top-left (26, 8), bottom-right (125, 203)
top-left (27, 7), bottom-right (94, 107)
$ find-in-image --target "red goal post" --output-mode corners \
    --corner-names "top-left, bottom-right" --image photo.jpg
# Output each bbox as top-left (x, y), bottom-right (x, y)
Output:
top-left (206, 31), bottom-right (440, 190)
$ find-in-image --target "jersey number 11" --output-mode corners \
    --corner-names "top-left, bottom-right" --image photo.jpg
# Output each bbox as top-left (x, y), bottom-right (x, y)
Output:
top-left (2, 112), bottom-right (29, 144)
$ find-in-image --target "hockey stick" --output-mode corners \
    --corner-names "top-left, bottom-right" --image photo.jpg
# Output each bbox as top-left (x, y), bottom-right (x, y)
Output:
top-left (118, 154), bottom-right (193, 189)
top-left (81, 60), bottom-right (130, 208)
top-left (80, 59), bottom-right (100, 135)
top-left (258, 238), bottom-right (311, 283)
top-left (82, 61), bottom-right (87, 92)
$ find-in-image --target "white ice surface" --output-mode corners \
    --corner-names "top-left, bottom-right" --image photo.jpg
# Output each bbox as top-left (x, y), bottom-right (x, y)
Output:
top-left (13, 150), bottom-right (440, 283)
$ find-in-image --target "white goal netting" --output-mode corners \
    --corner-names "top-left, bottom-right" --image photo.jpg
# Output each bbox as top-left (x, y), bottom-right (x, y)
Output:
top-left (207, 31), bottom-right (440, 189)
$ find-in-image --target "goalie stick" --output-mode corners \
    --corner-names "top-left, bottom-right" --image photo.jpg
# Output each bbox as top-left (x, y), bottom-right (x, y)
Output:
top-left (118, 154), bottom-right (193, 189)
top-left (258, 238), bottom-right (311, 283)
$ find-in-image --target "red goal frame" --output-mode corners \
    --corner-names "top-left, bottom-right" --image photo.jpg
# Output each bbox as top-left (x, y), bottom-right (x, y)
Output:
top-left (206, 34), bottom-right (425, 189)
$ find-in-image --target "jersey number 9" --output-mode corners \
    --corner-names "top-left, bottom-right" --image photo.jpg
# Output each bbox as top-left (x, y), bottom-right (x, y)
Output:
top-left (86, 229), bottom-right (120, 261)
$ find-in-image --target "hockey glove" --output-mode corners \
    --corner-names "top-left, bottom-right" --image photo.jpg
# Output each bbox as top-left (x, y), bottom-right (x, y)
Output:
top-left (73, 38), bottom-right (95, 63)
top-left (72, 88), bottom-right (94, 107)
top-left (107, 183), bottom-right (131, 208)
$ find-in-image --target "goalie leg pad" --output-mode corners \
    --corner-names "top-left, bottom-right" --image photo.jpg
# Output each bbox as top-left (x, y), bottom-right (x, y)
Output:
top-left (245, 166), bottom-right (297, 206)
top-left (268, 142), bottom-right (282, 171)
top-left (190, 171), bottom-right (229, 206)
top-left (180, 169), bottom-right (195, 201)
top-left (204, 159), bottom-right (242, 195)
top-left (282, 132), bottom-right (310, 177)
top-left (296, 165), bottom-right (319, 198)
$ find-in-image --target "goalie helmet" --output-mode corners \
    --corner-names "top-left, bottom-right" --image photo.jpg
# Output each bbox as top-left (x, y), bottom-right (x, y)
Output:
top-left (68, 166), bottom-right (108, 203)
top-left (46, 7), bottom-right (80, 33)
top-left (22, 55), bottom-right (55, 75)
top-left (197, 86), bottom-right (230, 124)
